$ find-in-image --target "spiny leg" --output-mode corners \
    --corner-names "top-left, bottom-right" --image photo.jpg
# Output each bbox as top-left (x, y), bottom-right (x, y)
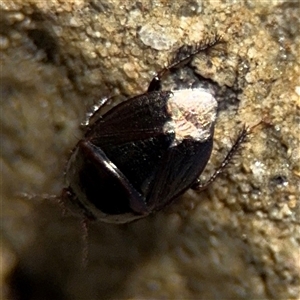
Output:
top-left (147, 34), bottom-right (224, 92)
top-left (192, 122), bottom-right (263, 192)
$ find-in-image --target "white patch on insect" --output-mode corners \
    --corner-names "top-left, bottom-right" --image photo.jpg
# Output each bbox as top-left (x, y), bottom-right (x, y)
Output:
top-left (164, 89), bottom-right (217, 145)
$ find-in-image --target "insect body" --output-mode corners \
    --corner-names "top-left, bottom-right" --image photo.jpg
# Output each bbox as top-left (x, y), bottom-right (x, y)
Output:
top-left (62, 36), bottom-right (248, 223)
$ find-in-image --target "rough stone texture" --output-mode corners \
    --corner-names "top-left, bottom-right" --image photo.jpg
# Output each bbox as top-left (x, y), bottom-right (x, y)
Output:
top-left (1, 1), bottom-right (299, 299)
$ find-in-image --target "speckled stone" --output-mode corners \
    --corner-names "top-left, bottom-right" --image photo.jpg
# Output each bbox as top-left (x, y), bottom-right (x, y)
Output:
top-left (1, 1), bottom-right (299, 300)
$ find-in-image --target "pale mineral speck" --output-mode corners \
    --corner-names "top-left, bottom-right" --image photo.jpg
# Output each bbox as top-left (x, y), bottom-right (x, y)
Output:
top-left (6, 12), bottom-right (24, 23)
top-left (250, 160), bottom-right (267, 182)
top-left (123, 62), bottom-right (139, 79)
top-left (139, 23), bottom-right (177, 50)
top-left (0, 35), bottom-right (9, 49)
top-left (69, 16), bottom-right (81, 27)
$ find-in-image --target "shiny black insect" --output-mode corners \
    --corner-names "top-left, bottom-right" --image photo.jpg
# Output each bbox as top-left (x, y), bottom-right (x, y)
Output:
top-left (62, 36), bottom-right (251, 223)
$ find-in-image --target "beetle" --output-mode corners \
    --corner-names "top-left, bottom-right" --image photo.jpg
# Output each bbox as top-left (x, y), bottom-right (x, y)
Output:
top-left (62, 35), bottom-right (252, 224)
